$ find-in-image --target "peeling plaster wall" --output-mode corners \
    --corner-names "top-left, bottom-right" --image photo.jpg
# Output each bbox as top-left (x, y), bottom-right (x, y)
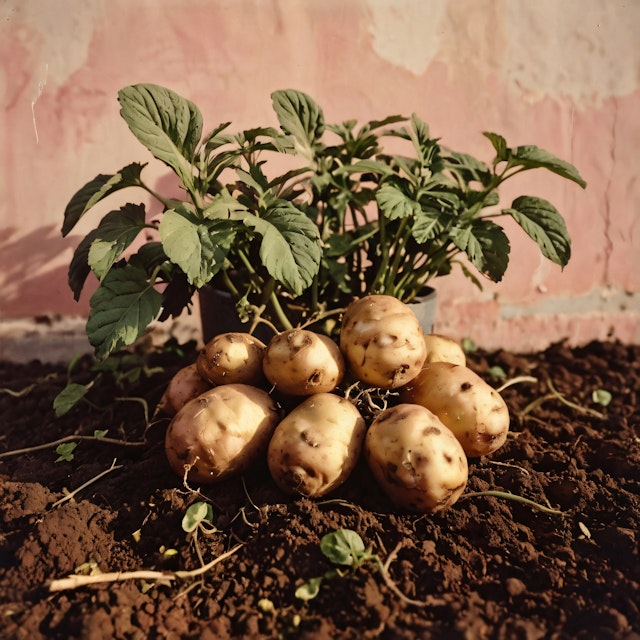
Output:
top-left (0, 0), bottom-right (638, 357)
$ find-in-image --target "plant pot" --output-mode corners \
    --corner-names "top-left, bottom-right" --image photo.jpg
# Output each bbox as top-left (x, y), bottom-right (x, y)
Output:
top-left (408, 287), bottom-right (437, 333)
top-left (199, 285), bottom-right (438, 345)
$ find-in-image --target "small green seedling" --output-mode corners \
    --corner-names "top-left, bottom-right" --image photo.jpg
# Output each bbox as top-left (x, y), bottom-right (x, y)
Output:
top-left (488, 365), bottom-right (507, 380)
top-left (295, 529), bottom-right (375, 601)
top-left (55, 442), bottom-right (77, 462)
top-left (182, 501), bottom-right (215, 533)
top-left (592, 389), bottom-right (612, 407)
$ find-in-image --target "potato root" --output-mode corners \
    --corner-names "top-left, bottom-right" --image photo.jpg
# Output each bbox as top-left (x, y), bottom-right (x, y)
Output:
top-left (165, 384), bottom-right (280, 484)
top-left (262, 329), bottom-right (345, 396)
top-left (423, 333), bottom-right (466, 366)
top-left (157, 363), bottom-right (212, 417)
top-left (365, 403), bottom-right (468, 513)
top-left (197, 332), bottom-right (266, 386)
top-left (267, 393), bottom-right (366, 498)
top-left (401, 362), bottom-right (510, 458)
top-left (340, 295), bottom-right (426, 389)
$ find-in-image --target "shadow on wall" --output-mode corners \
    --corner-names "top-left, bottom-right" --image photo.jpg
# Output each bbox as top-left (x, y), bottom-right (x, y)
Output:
top-left (0, 226), bottom-right (91, 319)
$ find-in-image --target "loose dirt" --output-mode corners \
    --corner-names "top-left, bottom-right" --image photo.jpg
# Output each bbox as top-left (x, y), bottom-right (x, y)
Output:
top-left (1, 340), bottom-right (638, 639)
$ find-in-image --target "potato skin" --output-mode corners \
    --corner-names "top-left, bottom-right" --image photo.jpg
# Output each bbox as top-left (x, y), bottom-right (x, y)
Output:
top-left (197, 332), bottom-right (266, 386)
top-left (165, 384), bottom-right (280, 484)
top-left (267, 393), bottom-right (366, 497)
top-left (157, 363), bottom-right (212, 417)
top-left (423, 333), bottom-right (466, 366)
top-left (401, 362), bottom-right (510, 458)
top-left (262, 329), bottom-right (345, 396)
top-left (340, 295), bottom-right (427, 389)
top-left (365, 404), bottom-right (468, 513)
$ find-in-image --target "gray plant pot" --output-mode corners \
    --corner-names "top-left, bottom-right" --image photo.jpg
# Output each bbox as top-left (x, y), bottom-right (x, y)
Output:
top-left (199, 286), bottom-right (438, 344)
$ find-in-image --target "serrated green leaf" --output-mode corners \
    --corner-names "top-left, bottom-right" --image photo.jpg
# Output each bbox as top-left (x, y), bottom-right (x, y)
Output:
top-left (243, 201), bottom-right (321, 295)
top-left (452, 219), bottom-right (510, 282)
top-left (203, 188), bottom-right (250, 220)
top-left (376, 184), bottom-right (420, 220)
top-left (118, 84), bottom-right (202, 191)
top-left (320, 529), bottom-right (365, 566)
top-left (504, 196), bottom-right (571, 267)
top-left (159, 209), bottom-right (235, 287)
top-left (511, 145), bottom-right (587, 188)
top-left (88, 204), bottom-right (148, 280)
top-left (53, 383), bottom-right (92, 417)
top-left (271, 89), bottom-right (324, 161)
top-left (86, 265), bottom-right (162, 359)
top-left (55, 442), bottom-right (77, 462)
top-left (410, 209), bottom-right (444, 243)
top-left (483, 132), bottom-right (509, 162)
top-left (62, 163), bottom-right (146, 236)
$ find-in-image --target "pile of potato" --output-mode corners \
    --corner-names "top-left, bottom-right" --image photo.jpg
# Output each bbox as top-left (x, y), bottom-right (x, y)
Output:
top-left (161, 295), bottom-right (510, 514)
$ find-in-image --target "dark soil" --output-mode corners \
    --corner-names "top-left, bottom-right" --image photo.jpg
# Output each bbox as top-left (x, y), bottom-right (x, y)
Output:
top-left (1, 340), bottom-right (639, 639)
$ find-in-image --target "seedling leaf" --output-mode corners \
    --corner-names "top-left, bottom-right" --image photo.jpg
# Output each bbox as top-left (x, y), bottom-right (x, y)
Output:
top-left (319, 529), bottom-right (365, 566)
top-left (182, 501), bottom-right (214, 533)
top-left (55, 442), bottom-right (77, 462)
top-left (592, 389), bottom-right (612, 407)
top-left (295, 576), bottom-right (323, 601)
top-left (54, 382), bottom-right (92, 417)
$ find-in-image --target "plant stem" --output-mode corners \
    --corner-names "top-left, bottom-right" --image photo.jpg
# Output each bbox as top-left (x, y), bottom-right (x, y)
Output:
top-left (51, 459), bottom-right (123, 509)
top-left (461, 490), bottom-right (565, 515)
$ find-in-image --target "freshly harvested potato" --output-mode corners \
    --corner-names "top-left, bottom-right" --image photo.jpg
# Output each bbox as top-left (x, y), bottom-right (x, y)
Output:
top-left (165, 384), bottom-right (280, 484)
top-left (157, 363), bottom-right (212, 417)
top-left (365, 403), bottom-right (468, 513)
top-left (267, 393), bottom-right (366, 497)
top-left (423, 333), bottom-right (466, 366)
top-left (340, 294), bottom-right (426, 389)
top-left (262, 329), bottom-right (345, 396)
top-left (197, 332), bottom-right (266, 386)
top-left (401, 362), bottom-right (509, 458)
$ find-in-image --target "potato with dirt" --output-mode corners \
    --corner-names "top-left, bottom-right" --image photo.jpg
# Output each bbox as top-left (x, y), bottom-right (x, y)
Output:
top-left (157, 363), bottom-right (212, 417)
top-left (401, 362), bottom-right (510, 458)
top-left (365, 403), bottom-right (468, 513)
top-left (267, 393), bottom-right (366, 498)
top-left (339, 295), bottom-right (426, 389)
top-left (197, 332), bottom-right (266, 386)
top-left (262, 329), bottom-right (345, 396)
top-left (423, 333), bottom-right (466, 366)
top-left (165, 383), bottom-right (280, 484)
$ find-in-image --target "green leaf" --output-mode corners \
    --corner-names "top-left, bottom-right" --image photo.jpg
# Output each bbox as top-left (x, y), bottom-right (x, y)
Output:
top-left (118, 84), bottom-right (202, 191)
top-left (88, 204), bottom-right (148, 280)
top-left (86, 265), bottom-right (163, 359)
top-left (511, 145), bottom-right (587, 188)
top-left (55, 442), bottom-right (77, 463)
top-left (243, 201), bottom-right (322, 295)
top-left (410, 209), bottom-right (444, 243)
top-left (504, 196), bottom-right (571, 267)
top-left (483, 132), bottom-right (509, 162)
top-left (159, 209), bottom-right (235, 287)
top-left (295, 577), bottom-right (323, 601)
top-left (592, 389), bottom-right (612, 407)
top-left (53, 382), bottom-right (92, 417)
top-left (320, 529), bottom-right (365, 567)
top-left (376, 184), bottom-right (420, 220)
top-left (452, 219), bottom-right (510, 282)
top-left (203, 188), bottom-right (250, 220)
top-left (62, 163), bottom-right (146, 236)
top-left (271, 89), bottom-right (325, 161)
top-left (182, 502), bottom-right (213, 533)
top-left (68, 230), bottom-right (100, 300)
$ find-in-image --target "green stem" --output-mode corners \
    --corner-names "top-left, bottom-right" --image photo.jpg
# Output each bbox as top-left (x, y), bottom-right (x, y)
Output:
top-left (461, 490), bottom-right (565, 515)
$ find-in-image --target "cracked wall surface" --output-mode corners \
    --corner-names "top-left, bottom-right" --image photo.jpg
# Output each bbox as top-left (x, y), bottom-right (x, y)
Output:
top-left (0, 0), bottom-right (638, 358)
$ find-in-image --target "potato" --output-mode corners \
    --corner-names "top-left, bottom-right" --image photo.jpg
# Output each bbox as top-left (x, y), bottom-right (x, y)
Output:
top-left (267, 393), bottom-right (366, 497)
top-left (196, 332), bottom-right (266, 386)
top-left (365, 403), bottom-right (468, 513)
top-left (262, 329), bottom-right (345, 396)
top-left (400, 362), bottom-right (509, 458)
top-left (165, 384), bottom-right (280, 484)
top-left (423, 333), bottom-right (466, 366)
top-left (157, 363), bottom-right (212, 417)
top-left (339, 294), bottom-right (426, 389)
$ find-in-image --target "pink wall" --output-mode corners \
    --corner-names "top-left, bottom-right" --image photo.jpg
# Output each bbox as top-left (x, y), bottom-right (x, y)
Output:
top-left (1, 0), bottom-right (638, 353)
